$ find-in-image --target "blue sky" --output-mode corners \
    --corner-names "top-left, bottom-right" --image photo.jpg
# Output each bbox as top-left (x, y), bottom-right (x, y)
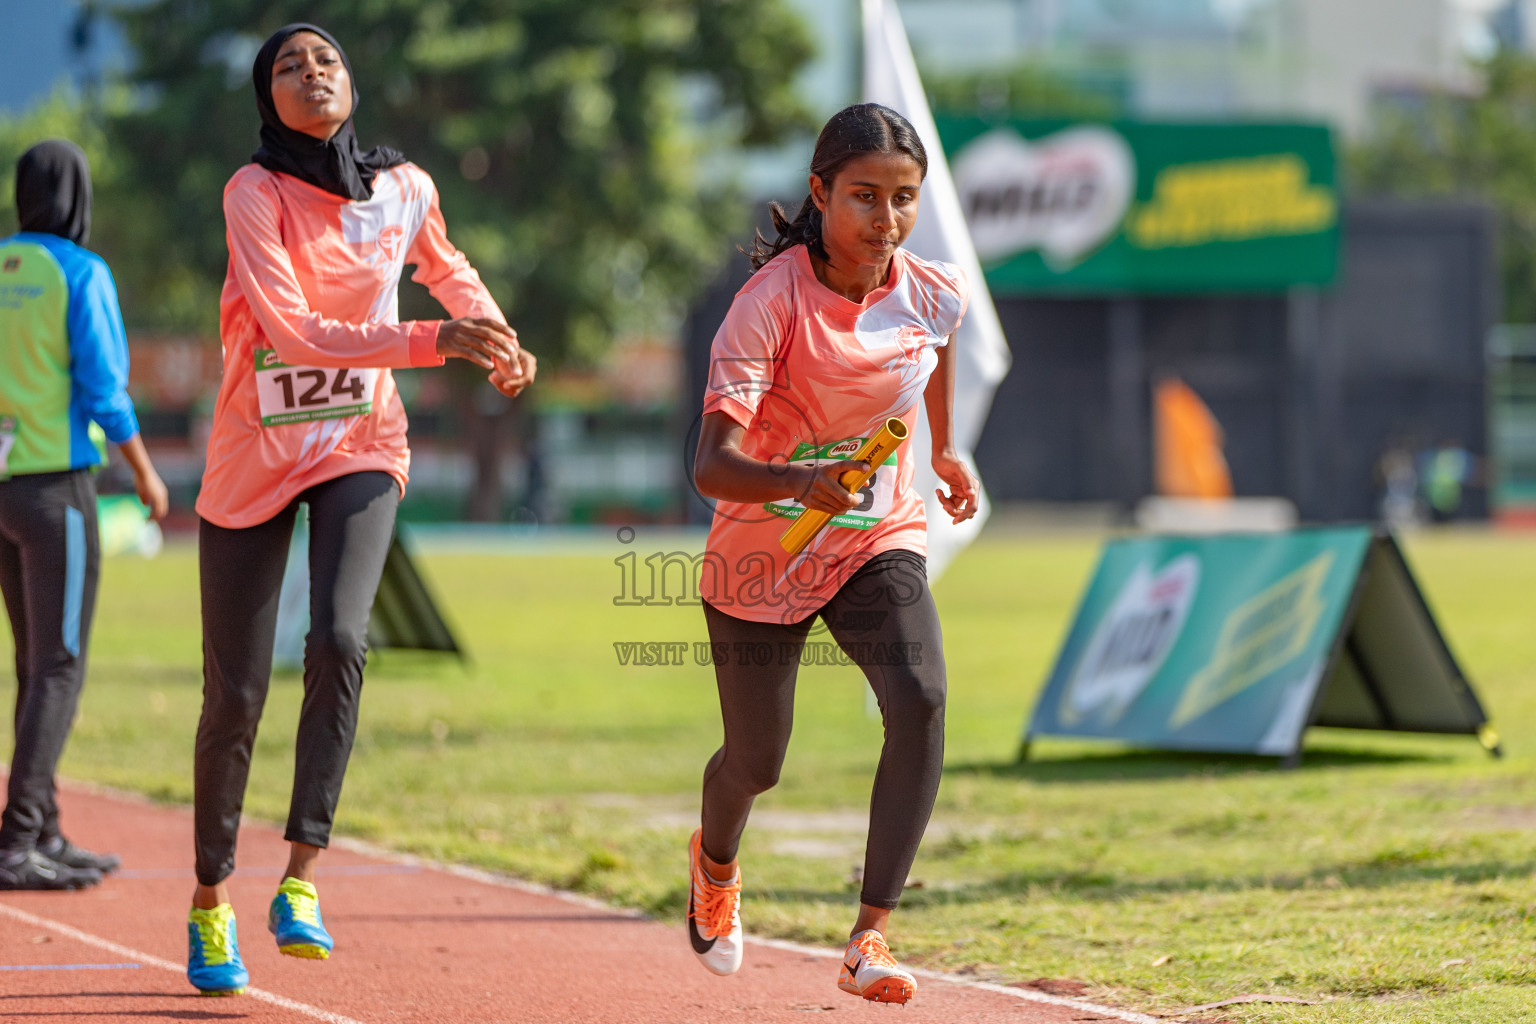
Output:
top-left (0, 1), bottom-right (130, 114)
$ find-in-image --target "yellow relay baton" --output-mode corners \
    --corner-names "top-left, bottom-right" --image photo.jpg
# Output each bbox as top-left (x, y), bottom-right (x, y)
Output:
top-left (779, 417), bottom-right (909, 556)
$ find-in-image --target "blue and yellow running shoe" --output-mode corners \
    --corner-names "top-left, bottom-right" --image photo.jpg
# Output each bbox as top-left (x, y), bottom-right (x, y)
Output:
top-left (268, 877), bottom-right (333, 959)
top-left (186, 904), bottom-right (248, 996)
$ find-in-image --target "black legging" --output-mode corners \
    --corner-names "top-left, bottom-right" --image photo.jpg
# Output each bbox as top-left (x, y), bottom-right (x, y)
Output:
top-left (193, 471), bottom-right (397, 887)
top-left (699, 549), bottom-right (945, 910)
top-left (0, 470), bottom-right (99, 853)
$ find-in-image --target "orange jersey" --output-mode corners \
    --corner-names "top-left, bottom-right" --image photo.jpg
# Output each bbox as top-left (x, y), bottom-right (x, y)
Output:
top-left (197, 163), bottom-right (502, 528)
top-left (701, 244), bottom-right (968, 624)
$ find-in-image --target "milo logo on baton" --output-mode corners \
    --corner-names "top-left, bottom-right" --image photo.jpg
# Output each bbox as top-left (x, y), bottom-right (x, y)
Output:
top-left (771, 418), bottom-right (910, 553)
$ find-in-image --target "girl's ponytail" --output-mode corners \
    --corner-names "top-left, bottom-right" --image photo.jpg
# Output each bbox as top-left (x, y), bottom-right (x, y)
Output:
top-left (746, 195), bottom-right (827, 271)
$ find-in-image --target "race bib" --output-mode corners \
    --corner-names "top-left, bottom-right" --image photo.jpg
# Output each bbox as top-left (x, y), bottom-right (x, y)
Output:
top-left (0, 416), bottom-right (16, 477)
top-left (763, 435), bottom-right (898, 530)
top-left (254, 349), bottom-right (379, 427)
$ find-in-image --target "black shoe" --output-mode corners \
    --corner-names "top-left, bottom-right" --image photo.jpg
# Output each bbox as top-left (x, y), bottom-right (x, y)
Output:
top-left (38, 836), bottom-right (121, 874)
top-left (0, 849), bottom-right (103, 891)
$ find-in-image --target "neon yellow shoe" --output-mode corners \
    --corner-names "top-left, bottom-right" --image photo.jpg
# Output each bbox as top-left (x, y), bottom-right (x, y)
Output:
top-left (186, 904), bottom-right (248, 995)
top-left (268, 877), bottom-right (333, 959)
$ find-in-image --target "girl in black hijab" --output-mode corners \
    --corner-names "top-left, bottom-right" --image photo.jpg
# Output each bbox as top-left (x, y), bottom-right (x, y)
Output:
top-left (184, 23), bottom-right (533, 996)
top-left (15, 139), bottom-right (92, 244)
top-left (249, 23), bottom-right (403, 201)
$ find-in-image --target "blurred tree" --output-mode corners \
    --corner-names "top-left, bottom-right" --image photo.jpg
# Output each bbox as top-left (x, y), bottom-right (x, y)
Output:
top-left (106, 0), bottom-right (813, 518)
top-left (1350, 52), bottom-right (1536, 323)
top-left (0, 87), bottom-right (112, 238)
top-left (0, 88), bottom-right (157, 332)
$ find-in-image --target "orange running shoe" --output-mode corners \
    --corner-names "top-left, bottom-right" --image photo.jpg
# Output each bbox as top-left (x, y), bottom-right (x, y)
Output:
top-left (838, 928), bottom-right (916, 1004)
top-left (687, 828), bottom-right (743, 976)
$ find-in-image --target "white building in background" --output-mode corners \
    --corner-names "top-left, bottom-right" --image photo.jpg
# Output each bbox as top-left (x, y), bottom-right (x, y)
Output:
top-left (1234, 0), bottom-right (1480, 135)
top-left (699, 0), bottom-right (1521, 199)
top-left (885, 0), bottom-right (1506, 137)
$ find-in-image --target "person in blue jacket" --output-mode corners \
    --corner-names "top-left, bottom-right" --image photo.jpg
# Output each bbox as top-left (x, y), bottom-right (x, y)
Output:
top-left (0, 139), bottom-right (168, 891)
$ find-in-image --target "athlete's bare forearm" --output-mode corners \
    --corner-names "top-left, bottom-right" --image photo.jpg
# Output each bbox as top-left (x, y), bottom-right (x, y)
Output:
top-left (693, 411), bottom-right (861, 513)
top-left (923, 334), bottom-right (958, 457)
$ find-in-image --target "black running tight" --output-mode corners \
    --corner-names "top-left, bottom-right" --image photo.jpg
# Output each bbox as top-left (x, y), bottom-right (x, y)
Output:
top-left (699, 549), bottom-right (946, 911)
top-left (194, 471), bottom-right (398, 887)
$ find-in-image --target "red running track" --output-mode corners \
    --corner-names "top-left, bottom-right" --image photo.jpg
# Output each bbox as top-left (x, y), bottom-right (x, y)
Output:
top-left (0, 783), bottom-right (1157, 1023)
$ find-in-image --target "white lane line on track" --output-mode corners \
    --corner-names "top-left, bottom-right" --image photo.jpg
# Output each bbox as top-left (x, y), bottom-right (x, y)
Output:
top-left (746, 935), bottom-right (1168, 1024)
top-left (0, 962), bottom-right (141, 971)
top-left (37, 777), bottom-right (1172, 1024)
top-left (332, 838), bottom-right (1170, 1024)
top-left (0, 901), bottom-right (367, 1024)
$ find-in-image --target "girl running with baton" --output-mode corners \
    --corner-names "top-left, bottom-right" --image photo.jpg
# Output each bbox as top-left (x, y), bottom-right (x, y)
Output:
top-left (688, 102), bottom-right (978, 1005)
top-left (185, 24), bottom-right (534, 996)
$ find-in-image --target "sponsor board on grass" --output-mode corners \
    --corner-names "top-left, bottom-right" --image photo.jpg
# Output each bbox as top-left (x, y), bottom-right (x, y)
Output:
top-left (1024, 527), bottom-right (1497, 763)
top-left (273, 522), bottom-right (461, 669)
top-left (939, 117), bottom-right (1338, 293)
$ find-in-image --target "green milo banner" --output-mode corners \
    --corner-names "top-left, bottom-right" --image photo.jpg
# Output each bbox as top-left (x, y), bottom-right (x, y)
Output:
top-left (936, 116), bottom-right (1338, 293)
top-left (1025, 528), bottom-right (1495, 761)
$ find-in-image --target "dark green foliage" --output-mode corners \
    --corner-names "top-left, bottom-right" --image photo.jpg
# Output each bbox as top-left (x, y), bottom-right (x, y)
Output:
top-left (1350, 52), bottom-right (1536, 323)
top-left (106, 0), bottom-right (814, 361)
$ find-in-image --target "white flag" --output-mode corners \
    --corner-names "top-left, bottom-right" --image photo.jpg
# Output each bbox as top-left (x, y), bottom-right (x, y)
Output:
top-left (862, 0), bottom-right (1012, 579)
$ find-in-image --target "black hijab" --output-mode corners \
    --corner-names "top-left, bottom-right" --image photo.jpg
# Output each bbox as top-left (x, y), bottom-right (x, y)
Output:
top-left (15, 139), bottom-right (91, 245)
top-left (251, 23), bottom-right (404, 201)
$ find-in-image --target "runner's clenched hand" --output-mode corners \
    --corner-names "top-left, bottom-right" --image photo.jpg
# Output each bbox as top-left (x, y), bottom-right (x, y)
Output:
top-left (437, 318), bottom-right (518, 369)
top-left (797, 460), bottom-right (868, 515)
top-left (489, 348), bottom-right (536, 399)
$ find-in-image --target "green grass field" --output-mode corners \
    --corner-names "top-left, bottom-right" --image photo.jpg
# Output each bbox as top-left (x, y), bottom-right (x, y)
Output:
top-left (7, 528), bottom-right (1536, 1022)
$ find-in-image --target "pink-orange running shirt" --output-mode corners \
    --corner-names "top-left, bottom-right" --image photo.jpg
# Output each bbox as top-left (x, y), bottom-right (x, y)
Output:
top-left (700, 244), bottom-right (968, 624)
top-left (197, 163), bottom-right (503, 529)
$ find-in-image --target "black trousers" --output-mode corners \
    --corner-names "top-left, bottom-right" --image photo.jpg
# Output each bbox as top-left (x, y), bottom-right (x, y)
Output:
top-left (194, 471), bottom-right (398, 887)
top-left (0, 470), bottom-right (100, 854)
top-left (699, 549), bottom-right (946, 910)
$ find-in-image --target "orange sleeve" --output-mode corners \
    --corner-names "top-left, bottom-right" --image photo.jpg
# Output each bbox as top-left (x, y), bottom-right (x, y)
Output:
top-left (223, 174), bottom-right (444, 369)
top-left (405, 176), bottom-right (505, 324)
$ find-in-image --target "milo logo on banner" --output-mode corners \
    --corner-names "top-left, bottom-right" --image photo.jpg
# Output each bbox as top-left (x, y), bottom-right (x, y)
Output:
top-left (952, 125), bottom-right (1136, 269)
top-left (1060, 554), bottom-right (1200, 726)
top-left (1025, 528), bottom-right (1494, 762)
